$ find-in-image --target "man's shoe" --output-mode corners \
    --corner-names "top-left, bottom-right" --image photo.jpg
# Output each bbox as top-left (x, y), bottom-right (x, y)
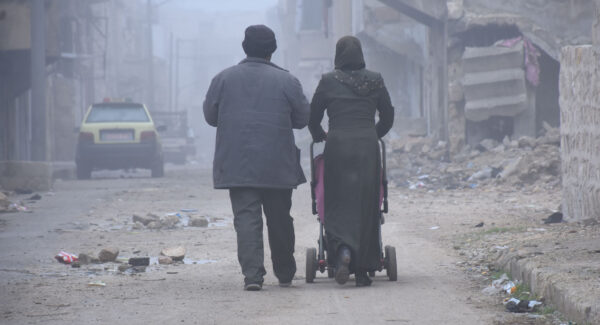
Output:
top-left (335, 246), bottom-right (351, 285)
top-left (279, 281), bottom-right (292, 288)
top-left (244, 283), bottom-right (262, 291)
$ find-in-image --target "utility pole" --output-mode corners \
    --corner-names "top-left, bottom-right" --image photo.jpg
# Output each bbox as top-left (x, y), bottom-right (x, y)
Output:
top-left (146, 0), bottom-right (155, 111)
top-left (174, 38), bottom-right (180, 112)
top-left (168, 32), bottom-right (173, 111)
top-left (30, 0), bottom-right (47, 161)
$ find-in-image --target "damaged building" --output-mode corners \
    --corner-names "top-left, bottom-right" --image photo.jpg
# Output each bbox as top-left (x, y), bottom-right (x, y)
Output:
top-left (279, 0), bottom-right (596, 155)
top-left (278, 0), bottom-right (449, 141)
top-left (447, 0), bottom-right (596, 151)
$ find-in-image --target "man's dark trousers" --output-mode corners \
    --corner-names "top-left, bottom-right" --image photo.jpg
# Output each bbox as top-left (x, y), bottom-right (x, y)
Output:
top-left (229, 187), bottom-right (296, 285)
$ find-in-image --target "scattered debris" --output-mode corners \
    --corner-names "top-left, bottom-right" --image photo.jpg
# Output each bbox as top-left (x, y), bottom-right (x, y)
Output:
top-left (132, 213), bottom-right (159, 226)
top-left (482, 273), bottom-right (510, 296)
top-left (543, 212), bottom-right (563, 224)
top-left (387, 128), bottom-right (561, 190)
top-left (0, 193), bottom-right (29, 213)
top-left (474, 222), bottom-right (484, 228)
top-left (504, 281), bottom-right (517, 294)
top-left (131, 266), bottom-right (147, 273)
top-left (118, 264), bottom-right (130, 272)
top-left (504, 298), bottom-right (543, 313)
top-left (88, 281), bottom-right (106, 287)
top-left (78, 253), bottom-right (100, 265)
top-left (55, 251), bottom-right (78, 264)
top-left (160, 246), bottom-right (185, 261)
top-left (189, 216), bottom-right (209, 227)
top-left (98, 247), bottom-right (119, 262)
top-left (28, 194), bottom-right (42, 201)
top-left (158, 256), bottom-right (173, 265)
top-left (0, 193), bottom-right (11, 212)
top-left (429, 226), bottom-right (440, 230)
top-left (128, 257), bottom-right (150, 266)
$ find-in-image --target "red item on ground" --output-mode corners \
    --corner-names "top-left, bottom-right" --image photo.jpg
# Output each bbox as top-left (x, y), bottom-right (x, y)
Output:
top-left (55, 251), bottom-right (78, 264)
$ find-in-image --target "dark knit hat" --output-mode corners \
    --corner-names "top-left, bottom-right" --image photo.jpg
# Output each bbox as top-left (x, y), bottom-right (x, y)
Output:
top-left (242, 25), bottom-right (277, 58)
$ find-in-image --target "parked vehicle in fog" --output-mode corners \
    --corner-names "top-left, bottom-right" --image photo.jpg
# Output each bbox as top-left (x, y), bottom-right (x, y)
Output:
top-left (75, 99), bottom-right (164, 179)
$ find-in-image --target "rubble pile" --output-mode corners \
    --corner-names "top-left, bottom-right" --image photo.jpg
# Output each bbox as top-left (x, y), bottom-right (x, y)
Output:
top-left (386, 125), bottom-right (561, 190)
top-left (0, 192), bottom-right (29, 213)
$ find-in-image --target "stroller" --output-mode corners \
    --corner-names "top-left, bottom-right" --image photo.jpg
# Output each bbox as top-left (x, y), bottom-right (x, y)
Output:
top-left (305, 139), bottom-right (397, 283)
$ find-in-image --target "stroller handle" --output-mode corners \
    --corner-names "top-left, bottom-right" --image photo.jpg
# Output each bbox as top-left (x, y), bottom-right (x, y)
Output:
top-left (309, 139), bottom-right (389, 215)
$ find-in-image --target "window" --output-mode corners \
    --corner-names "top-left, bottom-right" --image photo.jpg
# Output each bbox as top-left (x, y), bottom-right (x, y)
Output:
top-left (86, 104), bottom-right (150, 123)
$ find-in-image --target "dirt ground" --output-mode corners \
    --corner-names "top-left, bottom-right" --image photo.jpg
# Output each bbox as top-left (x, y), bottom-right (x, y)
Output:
top-left (0, 165), bottom-right (581, 324)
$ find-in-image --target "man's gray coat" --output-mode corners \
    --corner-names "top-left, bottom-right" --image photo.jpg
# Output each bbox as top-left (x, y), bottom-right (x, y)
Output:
top-left (203, 57), bottom-right (309, 189)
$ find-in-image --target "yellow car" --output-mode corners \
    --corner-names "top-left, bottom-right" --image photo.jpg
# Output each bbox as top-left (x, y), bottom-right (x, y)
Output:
top-left (75, 99), bottom-right (164, 179)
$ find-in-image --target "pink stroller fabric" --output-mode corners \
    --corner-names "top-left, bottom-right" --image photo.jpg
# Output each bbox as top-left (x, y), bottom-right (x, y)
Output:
top-left (313, 154), bottom-right (384, 224)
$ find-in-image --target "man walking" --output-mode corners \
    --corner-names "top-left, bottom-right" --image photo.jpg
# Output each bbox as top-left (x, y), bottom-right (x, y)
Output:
top-left (203, 25), bottom-right (309, 291)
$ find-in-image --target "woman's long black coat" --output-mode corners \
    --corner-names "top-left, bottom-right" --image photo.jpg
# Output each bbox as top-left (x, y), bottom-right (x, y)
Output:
top-left (309, 63), bottom-right (394, 272)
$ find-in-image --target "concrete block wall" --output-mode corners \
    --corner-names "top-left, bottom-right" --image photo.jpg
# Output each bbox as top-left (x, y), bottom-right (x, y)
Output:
top-left (0, 161), bottom-right (53, 191)
top-left (559, 45), bottom-right (600, 221)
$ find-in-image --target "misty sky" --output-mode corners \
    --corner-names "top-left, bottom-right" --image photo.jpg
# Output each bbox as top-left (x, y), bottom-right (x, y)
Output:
top-left (172, 0), bottom-right (278, 12)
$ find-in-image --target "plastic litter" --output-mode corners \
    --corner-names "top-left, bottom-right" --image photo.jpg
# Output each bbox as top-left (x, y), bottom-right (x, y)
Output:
top-left (88, 281), bottom-right (106, 287)
top-left (504, 297), bottom-right (542, 313)
top-left (482, 273), bottom-right (510, 295)
top-left (55, 251), bottom-right (78, 264)
top-left (429, 226), bottom-right (440, 230)
top-left (408, 181), bottom-right (426, 190)
top-left (503, 281), bottom-right (517, 294)
top-left (8, 203), bottom-right (28, 212)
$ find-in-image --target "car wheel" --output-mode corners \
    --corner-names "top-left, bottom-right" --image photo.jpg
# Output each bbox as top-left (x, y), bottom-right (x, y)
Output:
top-left (151, 158), bottom-right (164, 178)
top-left (76, 163), bottom-right (92, 180)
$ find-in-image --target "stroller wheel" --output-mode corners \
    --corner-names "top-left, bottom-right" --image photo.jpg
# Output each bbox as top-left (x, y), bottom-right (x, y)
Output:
top-left (306, 248), bottom-right (317, 283)
top-left (368, 271), bottom-right (375, 277)
top-left (384, 245), bottom-right (397, 281)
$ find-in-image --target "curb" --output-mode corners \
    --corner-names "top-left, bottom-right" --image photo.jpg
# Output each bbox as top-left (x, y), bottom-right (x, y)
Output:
top-left (495, 251), bottom-right (599, 324)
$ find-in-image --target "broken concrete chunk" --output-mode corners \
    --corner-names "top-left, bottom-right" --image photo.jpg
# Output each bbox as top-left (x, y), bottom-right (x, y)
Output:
top-left (132, 221), bottom-right (144, 230)
top-left (158, 256), bottom-right (173, 265)
top-left (160, 215), bottom-right (180, 228)
top-left (468, 166), bottom-right (493, 181)
top-left (98, 247), bottom-right (119, 262)
top-left (147, 221), bottom-right (160, 229)
top-left (132, 213), bottom-right (159, 226)
top-left (128, 257), bottom-right (150, 266)
top-left (160, 246), bottom-right (185, 261)
top-left (478, 138), bottom-right (498, 152)
top-left (78, 252), bottom-right (100, 264)
top-left (189, 216), bottom-right (209, 227)
top-left (499, 157), bottom-right (523, 179)
top-left (518, 136), bottom-right (536, 149)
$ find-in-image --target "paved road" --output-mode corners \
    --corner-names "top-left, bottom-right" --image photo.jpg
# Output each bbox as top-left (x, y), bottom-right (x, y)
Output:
top-left (0, 166), bottom-right (498, 324)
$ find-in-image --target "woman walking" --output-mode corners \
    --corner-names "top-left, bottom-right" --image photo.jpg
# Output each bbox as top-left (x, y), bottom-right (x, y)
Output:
top-left (309, 36), bottom-right (394, 286)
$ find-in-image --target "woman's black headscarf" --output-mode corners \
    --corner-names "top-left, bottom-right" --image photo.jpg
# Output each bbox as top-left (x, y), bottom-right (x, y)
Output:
top-left (334, 36), bottom-right (366, 70)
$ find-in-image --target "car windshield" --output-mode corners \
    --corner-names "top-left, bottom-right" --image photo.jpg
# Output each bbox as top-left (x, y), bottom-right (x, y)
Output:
top-left (86, 104), bottom-right (150, 123)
